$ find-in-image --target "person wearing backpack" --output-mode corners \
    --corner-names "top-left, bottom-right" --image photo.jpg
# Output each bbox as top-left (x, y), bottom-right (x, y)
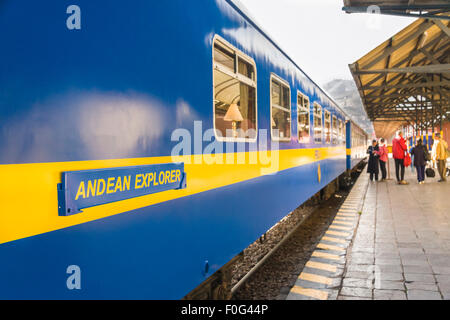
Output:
top-left (410, 139), bottom-right (427, 184)
top-left (435, 133), bottom-right (448, 182)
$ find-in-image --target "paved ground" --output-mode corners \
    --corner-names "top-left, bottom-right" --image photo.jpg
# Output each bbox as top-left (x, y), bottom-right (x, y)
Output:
top-left (287, 159), bottom-right (450, 300)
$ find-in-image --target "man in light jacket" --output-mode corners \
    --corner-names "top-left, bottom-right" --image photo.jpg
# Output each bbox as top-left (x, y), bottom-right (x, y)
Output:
top-left (392, 131), bottom-right (408, 185)
top-left (435, 133), bottom-right (448, 182)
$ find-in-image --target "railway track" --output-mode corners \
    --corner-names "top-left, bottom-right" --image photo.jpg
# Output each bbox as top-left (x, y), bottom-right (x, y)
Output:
top-left (231, 167), bottom-right (364, 300)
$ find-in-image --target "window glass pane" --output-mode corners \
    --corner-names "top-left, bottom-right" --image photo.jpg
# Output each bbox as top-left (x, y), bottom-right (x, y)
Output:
top-left (214, 69), bottom-right (256, 139)
top-left (298, 94), bottom-right (310, 143)
top-left (238, 58), bottom-right (255, 80)
top-left (282, 86), bottom-right (290, 109)
top-left (339, 120), bottom-right (346, 145)
top-left (324, 111), bottom-right (331, 144)
top-left (314, 104), bottom-right (322, 143)
top-left (214, 45), bottom-right (235, 71)
top-left (272, 81), bottom-right (281, 106)
top-left (332, 116), bottom-right (338, 144)
top-left (272, 107), bottom-right (291, 140)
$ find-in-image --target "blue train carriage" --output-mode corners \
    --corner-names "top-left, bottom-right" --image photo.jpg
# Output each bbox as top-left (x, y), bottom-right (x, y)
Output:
top-left (346, 120), bottom-right (369, 170)
top-left (1, 0), bottom-right (350, 299)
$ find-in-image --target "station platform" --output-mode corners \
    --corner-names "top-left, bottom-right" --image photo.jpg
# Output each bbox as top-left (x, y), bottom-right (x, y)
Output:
top-left (287, 159), bottom-right (450, 300)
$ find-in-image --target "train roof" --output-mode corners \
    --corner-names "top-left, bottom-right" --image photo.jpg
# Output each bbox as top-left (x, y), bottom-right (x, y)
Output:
top-left (226, 0), bottom-right (369, 134)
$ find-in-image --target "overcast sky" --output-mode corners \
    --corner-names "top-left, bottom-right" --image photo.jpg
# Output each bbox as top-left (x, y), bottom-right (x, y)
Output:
top-left (239, 0), bottom-right (415, 85)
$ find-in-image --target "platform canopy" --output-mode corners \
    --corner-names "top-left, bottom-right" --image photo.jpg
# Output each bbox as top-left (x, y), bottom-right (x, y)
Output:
top-left (349, 14), bottom-right (450, 139)
top-left (343, 1), bottom-right (450, 20)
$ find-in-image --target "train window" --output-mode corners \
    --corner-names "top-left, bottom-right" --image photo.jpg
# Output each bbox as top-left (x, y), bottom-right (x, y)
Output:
top-left (213, 36), bottom-right (257, 141)
top-left (332, 115), bottom-right (338, 145)
top-left (271, 75), bottom-right (291, 141)
top-left (297, 92), bottom-right (310, 144)
top-left (313, 103), bottom-right (322, 144)
top-left (324, 110), bottom-right (331, 144)
top-left (238, 58), bottom-right (255, 80)
top-left (214, 44), bottom-right (235, 71)
top-left (339, 120), bottom-right (345, 145)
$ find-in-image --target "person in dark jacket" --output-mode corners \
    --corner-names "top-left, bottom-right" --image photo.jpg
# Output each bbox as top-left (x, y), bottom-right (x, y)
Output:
top-left (410, 139), bottom-right (427, 184)
top-left (367, 140), bottom-right (380, 181)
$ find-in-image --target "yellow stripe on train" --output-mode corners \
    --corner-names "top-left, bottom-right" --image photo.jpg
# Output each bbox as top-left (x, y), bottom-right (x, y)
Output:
top-left (0, 147), bottom-right (344, 244)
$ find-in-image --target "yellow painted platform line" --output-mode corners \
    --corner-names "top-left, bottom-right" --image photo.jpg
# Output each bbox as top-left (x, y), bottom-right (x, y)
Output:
top-left (326, 230), bottom-right (351, 237)
top-left (338, 209), bottom-right (356, 213)
top-left (329, 224), bottom-right (352, 231)
top-left (290, 286), bottom-right (328, 300)
top-left (312, 251), bottom-right (340, 261)
top-left (317, 243), bottom-right (345, 252)
top-left (334, 219), bottom-right (354, 223)
top-left (332, 221), bottom-right (353, 226)
top-left (306, 261), bottom-right (337, 272)
top-left (336, 213), bottom-right (355, 217)
top-left (322, 236), bottom-right (347, 244)
top-left (299, 272), bottom-right (332, 285)
top-left (334, 217), bottom-right (354, 221)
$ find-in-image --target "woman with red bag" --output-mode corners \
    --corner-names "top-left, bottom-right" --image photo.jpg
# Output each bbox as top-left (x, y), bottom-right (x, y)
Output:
top-left (392, 131), bottom-right (409, 185)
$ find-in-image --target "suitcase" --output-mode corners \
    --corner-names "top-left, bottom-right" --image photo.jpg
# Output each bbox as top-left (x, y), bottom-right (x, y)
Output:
top-left (426, 167), bottom-right (435, 178)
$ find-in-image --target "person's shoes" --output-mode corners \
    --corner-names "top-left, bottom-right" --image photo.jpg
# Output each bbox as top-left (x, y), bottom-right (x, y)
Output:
top-left (438, 179), bottom-right (444, 182)
top-left (400, 180), bottom-right (409, 185)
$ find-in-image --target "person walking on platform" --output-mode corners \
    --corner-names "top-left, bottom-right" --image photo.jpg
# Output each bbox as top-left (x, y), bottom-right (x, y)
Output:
top-left (378, 138), bottom-right (388, 181)
top-left (435, 133), bottom-right (448, 182)
top-left (410, 139), bottom-right (427, 184)
top-left (410, 141), bottom-right (415, 173)
top-left (393, 131), bottom-right (409, 185)
top-left (432, 138), bottom-right (438, 169)
top-left (367, 139), bottom-right (380, 182)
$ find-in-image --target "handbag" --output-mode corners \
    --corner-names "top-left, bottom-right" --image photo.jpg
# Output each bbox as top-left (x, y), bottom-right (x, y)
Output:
top-left (404, 153), bottom-right (412, 167)
top-left (426, 167), bottom-right (436, 178)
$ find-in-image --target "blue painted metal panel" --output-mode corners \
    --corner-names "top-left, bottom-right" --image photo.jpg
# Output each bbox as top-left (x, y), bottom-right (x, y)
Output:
top-left (346, 121), bottom-right (352, 170)
top-left (0, 0), bottom-right (354, 299)
top-left (0, 159), bottom-right (344, 300)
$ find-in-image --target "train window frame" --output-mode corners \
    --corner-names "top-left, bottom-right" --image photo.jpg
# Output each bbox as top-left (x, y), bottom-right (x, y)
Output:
top-left (212, 35), bottom-right (258, 143)
top-left (339, 119), bottom-right (345, 145)
top-left (324, 110), bottom-right (331, 145)
top-left (297, 91), bottom-right (310, 144)
top-left (332, 115), bottom-right (338, 145)
top-left (337, 119), bottom-right (344, 145)
top-left (270, 73), bottom-right (291, 142)
top-left (313, 103), bottom-right (323, 144)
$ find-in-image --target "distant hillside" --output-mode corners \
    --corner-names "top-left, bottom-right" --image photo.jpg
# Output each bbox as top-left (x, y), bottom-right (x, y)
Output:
top-left (323, 79), bottom-right (374, 135)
